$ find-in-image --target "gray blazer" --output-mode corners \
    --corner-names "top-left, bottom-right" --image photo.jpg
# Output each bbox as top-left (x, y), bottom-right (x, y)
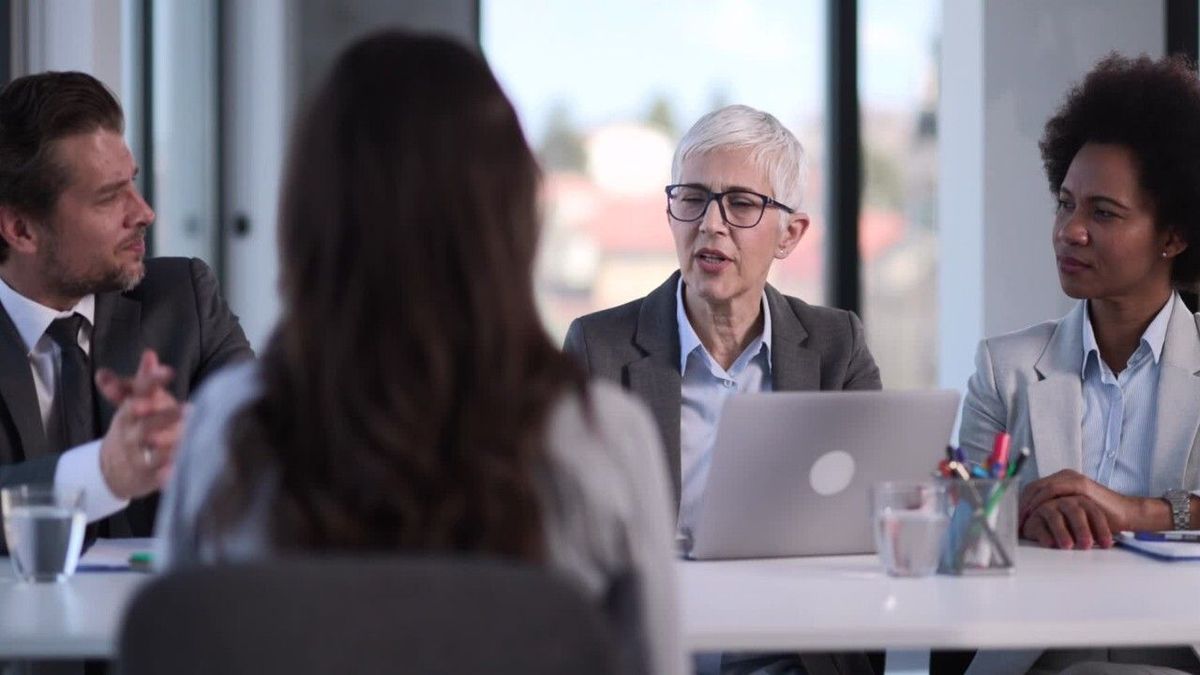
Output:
top-left (563, 271), bottom-right (882, 503)
top-left (960, 294), bottom-right (1200, 675)
top-left (0, 257), bottom-right (252, 543)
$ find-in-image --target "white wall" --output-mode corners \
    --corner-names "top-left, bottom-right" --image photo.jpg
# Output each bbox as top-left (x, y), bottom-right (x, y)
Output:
top-left (15, 0), bottom-right (143, 161)
top-left (938, 0), bottom-right (1164, 395)
top-left (21, 0), bottom-right (129, 90)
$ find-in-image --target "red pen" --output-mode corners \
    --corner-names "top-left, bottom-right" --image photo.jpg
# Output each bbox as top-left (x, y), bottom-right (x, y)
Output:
top-left (938, 459), bottom-right (953, 477)
top-left (988, 432), bottom-right (1011, 478)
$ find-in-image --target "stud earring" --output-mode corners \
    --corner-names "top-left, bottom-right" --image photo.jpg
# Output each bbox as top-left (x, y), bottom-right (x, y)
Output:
top-left (1163, 251), bottom-right (1170, 258)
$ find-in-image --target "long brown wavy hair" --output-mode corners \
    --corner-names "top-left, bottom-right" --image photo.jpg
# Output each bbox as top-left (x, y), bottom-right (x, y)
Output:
top-left (205, 31), bottom-right (586, 561)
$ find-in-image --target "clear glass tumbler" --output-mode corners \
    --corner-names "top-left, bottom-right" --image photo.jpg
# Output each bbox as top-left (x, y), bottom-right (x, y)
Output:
top-left (871, 481), bottom-right (949, 577)
top-left (1, 485), bottom-right (86, 583)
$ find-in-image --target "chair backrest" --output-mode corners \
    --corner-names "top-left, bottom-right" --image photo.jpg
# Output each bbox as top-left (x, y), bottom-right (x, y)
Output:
top-left (118, 556), bottom-right (620, 675)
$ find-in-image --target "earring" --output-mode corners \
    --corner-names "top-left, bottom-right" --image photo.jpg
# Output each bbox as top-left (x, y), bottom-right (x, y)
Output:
top-left (1163, 251), bottom-right (1170, 258)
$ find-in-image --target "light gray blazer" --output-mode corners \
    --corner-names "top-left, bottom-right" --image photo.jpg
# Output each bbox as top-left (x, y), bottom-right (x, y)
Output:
top-left (562, 271), bottom-right (882, 505)
top-left (960, 294), bottom-right (1200, 675)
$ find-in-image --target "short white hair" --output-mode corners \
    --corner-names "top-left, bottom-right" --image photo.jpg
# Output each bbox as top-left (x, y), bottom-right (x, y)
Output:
top-left (671, 105), bottom-right (808, 222)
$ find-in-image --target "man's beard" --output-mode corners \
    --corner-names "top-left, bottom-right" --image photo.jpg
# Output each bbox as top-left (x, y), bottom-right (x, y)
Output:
top-left (40, 231), bottom-right (145, 299)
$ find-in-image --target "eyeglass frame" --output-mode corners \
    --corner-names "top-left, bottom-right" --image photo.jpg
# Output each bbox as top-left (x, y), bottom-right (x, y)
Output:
top-left (664, 183), bottom-right (796, 229)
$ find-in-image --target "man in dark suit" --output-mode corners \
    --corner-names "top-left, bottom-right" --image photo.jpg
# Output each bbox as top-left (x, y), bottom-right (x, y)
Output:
top-left (564, 105), bottom-right (880, 675)
top-left (0, 71), bottom-right (252, 546)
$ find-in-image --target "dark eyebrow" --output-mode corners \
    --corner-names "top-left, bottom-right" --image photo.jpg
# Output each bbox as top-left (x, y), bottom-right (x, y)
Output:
top-left (96, 167), bottom-right (139, 196)
top-left (1089, 195), bottom-right (1130, 211)
top-left (1058, 187), bottom-right (1130, 211)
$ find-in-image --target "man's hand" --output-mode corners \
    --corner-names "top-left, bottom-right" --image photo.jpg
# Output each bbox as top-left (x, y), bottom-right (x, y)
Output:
top-left (95, 350), bottom-right (184, 500)
top-left (1019, 469), bottom-right (1167, 548)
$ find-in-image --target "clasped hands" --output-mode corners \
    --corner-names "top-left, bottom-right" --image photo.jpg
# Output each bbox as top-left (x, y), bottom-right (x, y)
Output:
top-left (1019, 470), bottom-right (1167, 549)
top-left (96, 350), bottom-right (185, 501)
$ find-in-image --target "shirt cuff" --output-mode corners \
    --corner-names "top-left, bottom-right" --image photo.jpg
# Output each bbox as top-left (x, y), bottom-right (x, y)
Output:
top-left (54, 440), bottom-right (130, 523)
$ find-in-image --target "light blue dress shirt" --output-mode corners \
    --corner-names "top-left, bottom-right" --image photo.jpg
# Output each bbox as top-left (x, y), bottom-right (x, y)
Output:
top-left (1079, 295), bottom-right (1174, 496)
top-left (675, 279), bottom-right (773, 548)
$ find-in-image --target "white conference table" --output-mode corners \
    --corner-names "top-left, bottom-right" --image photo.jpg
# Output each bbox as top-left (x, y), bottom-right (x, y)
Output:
top-left (0, 543), bottom-right (1198, 667)
top-left (680, 544), bottom-right (1200, 673)
top-left (0, 566), bottom-right (147, 659)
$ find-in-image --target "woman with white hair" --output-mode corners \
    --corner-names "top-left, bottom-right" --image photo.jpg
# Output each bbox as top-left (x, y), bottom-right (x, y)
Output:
top-left (564, 104), bottom-right (881, 675)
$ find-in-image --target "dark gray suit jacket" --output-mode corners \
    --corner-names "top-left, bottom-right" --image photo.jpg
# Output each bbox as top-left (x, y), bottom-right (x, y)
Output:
top-left (0, 256), bottom-right (253, 542)
top-left (563, 271), bottom-right (882, 503)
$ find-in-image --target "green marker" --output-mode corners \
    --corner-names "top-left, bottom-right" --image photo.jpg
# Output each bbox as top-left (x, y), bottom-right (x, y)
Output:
top-left (128, 552), bottom-right (153, 572)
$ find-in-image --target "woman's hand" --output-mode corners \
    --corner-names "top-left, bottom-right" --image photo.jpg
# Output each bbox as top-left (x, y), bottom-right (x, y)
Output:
top-left (1018, 470), bottom-right (1168, 547)
top-left (1022, 494), bottom-right (1114, 548)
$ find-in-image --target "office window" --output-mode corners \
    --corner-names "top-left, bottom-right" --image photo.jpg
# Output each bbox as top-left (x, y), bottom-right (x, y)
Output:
top-left (859, 0), bottom-right (940, 388)
top-left (483, 1), bottom-right (827, 340)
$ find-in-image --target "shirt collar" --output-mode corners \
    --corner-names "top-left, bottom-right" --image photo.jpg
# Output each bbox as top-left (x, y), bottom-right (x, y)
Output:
top-left (0, 277), bottom-right (95, 356)
top-left (675, 277), bottom-right (772, 373)
top-left (1081, 293), bottom-right (1175, 377)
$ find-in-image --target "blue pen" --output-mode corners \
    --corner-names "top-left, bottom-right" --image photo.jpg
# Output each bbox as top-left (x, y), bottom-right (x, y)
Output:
top-left (1133, 531), bottom-right (1200, 543)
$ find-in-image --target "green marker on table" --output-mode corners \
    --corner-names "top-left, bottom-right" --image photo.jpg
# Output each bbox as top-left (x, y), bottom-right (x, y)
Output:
top-left (128, 552), bottom-right (153, 572)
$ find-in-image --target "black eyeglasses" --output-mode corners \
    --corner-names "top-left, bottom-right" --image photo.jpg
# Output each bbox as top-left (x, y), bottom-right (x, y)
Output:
top-left (665, 184), bottom-right (795, 229)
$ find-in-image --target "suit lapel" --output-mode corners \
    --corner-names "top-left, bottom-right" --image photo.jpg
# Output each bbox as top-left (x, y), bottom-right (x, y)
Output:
top-left (91, 292), bottom-right (143, 431)
top-left (628, 274), bottom-right (682, 502)
top-left (0, 301), bottom-right (46, 461)
top-left (764, 284), bottom-right (820, 391)
top-left (1151, 296), bottom-right (1200, 493)
top-left (1027, 302), bottom-right (1085, 477)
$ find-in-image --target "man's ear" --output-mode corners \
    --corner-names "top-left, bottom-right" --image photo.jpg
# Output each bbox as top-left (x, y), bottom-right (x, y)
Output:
top-left (1164, 228), bottom-right (1189, 259)
top-left (0, 205), bottom-right (42, 257)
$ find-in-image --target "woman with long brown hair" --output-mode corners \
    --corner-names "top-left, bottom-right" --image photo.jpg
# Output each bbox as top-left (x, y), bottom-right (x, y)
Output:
top-left (154, 30), bottom-right (682, 674)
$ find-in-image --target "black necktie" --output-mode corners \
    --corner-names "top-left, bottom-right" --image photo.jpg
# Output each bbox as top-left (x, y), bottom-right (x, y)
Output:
top-left (45, 314), bottom-right (97, 454)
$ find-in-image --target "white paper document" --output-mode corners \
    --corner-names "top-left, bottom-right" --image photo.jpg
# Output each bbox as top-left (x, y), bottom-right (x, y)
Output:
top-left (1115, 531), bottom-right (1200, 561)
top-left (77, 537), bottom-right (155, 571)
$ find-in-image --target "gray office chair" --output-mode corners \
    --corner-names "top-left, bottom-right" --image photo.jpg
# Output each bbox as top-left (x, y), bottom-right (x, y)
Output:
top-left (118, 556), bottom-right (622, 675)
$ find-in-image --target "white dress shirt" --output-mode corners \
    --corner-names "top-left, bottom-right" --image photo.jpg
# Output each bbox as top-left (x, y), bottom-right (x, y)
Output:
top-left (0, 278), bottom-right (127, 522)
top-left (1079, 295), bottom-right (1173, 496)
top-left (675, 278), bottom-right (773, 549)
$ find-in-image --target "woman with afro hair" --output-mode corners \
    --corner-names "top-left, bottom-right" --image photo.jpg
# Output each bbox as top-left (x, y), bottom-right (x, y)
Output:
top-left (961, 54), bottom-right (1200, 675)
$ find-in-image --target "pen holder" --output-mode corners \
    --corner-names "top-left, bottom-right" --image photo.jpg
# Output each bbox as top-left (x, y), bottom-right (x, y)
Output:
top-left (937, 477), bottom-right (1017, 575)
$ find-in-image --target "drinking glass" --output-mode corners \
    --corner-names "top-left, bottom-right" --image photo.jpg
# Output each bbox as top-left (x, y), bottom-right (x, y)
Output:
top-left (871, 481), bottom-right (949, 577)
top-left (1, 485), bottom-right (86, 583)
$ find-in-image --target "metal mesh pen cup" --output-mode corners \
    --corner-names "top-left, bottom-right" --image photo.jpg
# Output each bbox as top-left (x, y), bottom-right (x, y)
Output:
top-left (938, 477), bottom-right (1018, 575)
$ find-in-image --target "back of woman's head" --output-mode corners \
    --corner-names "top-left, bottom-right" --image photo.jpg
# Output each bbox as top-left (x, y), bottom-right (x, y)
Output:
top-left (213, 31), bottom-right (583, 559)
top-left (281, 31), bottom-right (543, 340)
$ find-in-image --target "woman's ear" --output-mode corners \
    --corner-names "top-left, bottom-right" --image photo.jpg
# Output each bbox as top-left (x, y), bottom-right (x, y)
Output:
top-left (774, 212), bottom-right (810, 260)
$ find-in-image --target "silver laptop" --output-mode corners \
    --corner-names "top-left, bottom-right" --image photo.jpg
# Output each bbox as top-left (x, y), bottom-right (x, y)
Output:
top-left (688, 390), bottom-right (961, 560)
